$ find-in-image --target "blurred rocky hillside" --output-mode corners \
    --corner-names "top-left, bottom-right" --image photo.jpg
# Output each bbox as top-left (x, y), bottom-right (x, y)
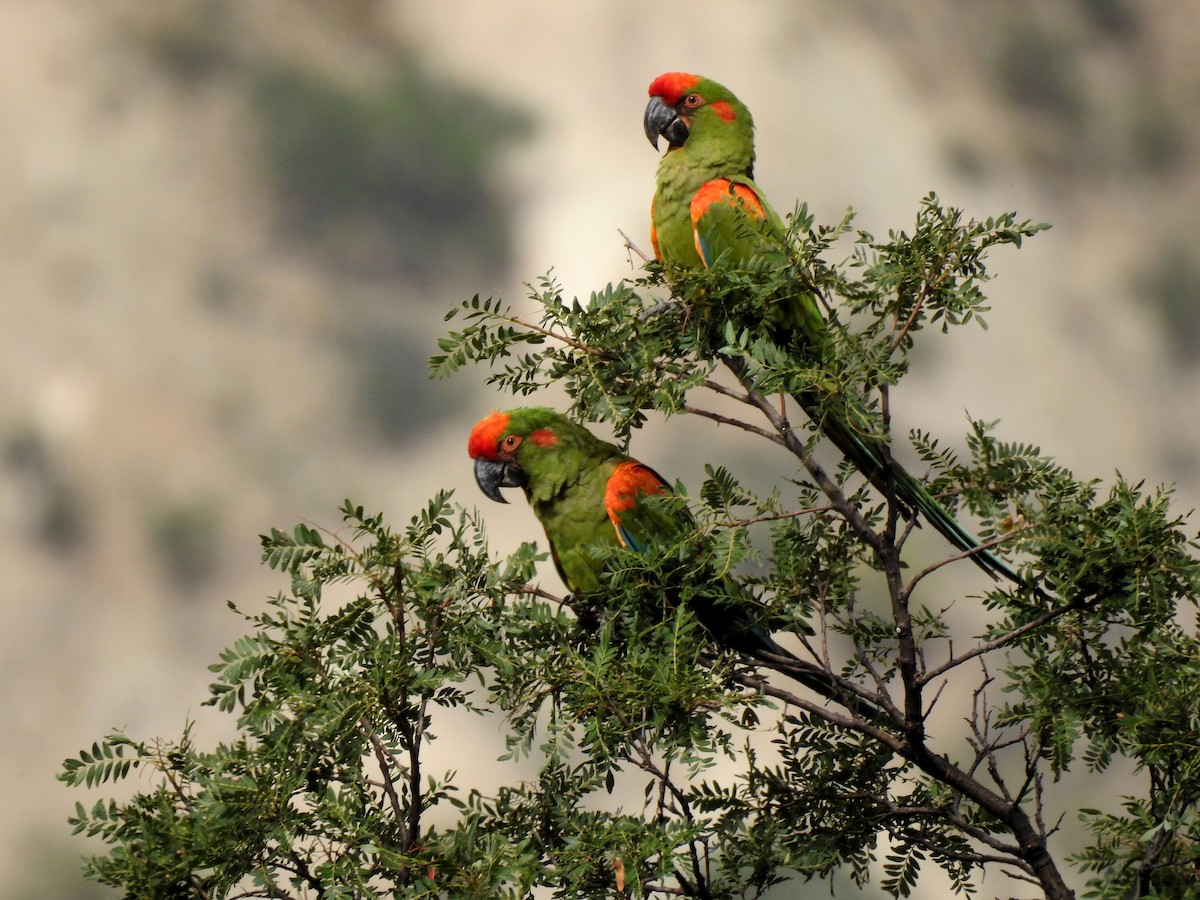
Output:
top-left (4, 1), bottom-right (1199, 895)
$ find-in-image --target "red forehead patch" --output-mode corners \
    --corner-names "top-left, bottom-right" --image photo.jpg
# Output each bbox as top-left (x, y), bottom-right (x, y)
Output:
top-left (467, 410), bottom-right (510, 460)
top-left (648, 72), bottom-right (700, 106)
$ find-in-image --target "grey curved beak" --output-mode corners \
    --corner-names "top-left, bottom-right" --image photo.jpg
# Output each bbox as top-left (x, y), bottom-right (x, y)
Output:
top-left (474, 457), bottom-right (526, 503)
top-left (644, 95), bottom-right (690, 150)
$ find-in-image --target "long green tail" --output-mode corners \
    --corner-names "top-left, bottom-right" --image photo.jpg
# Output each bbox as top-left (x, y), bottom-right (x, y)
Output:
top-left (761, 283), bottom-right (1022, 585)
top-left (795, 387), bottom-right (1022, 585)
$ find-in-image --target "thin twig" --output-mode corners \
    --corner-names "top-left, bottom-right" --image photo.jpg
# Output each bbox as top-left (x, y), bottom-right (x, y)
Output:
top-left (711, 504), bottom-right (836, 530)
top-left (496, 311), bottom-right (606, 355)
top-left (922, 677), bottom-right (948, 719)
top-left (619, 228), bottom-right (654, 263)
top-left (903, 525), bottom-right (1032, 593)
top-left (621, 719), bottom-right (710, 897)
top-left (895, 826), bottom-right (1024, 870)
top-left (731, 666), bottom-right (893, 735)
top-left (920, 591), bottom-right (1092, 684)
top-left (889, 260), bottom-right (954, 353)
top-left (889, 290), bottom-right (928, 352)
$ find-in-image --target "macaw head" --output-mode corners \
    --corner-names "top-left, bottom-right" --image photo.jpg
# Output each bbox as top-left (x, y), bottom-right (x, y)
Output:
top-left (468, 407), bottom-right (593, 504)
top-left (644, 72), bottom-right (755, 156)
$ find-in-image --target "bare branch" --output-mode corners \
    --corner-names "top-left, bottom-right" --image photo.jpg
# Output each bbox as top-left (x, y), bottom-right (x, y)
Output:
top-left (701, 377), bottom-right (749, 402)
top-left (518, 583), bottom-right (568, 605)
top-left (904, 525), bottom-right (1030, 592)
top-left (682, 403), bottom-right (785, 445)
top-left (711, 504), bottom-right (836, 530)
top-left (498, 311), bottom-right (606, 355)
top-left (921, 590), bottom-right (1092, 685)
top-left (361, 721), bottom-right (406, 827)
top-left (718, 354), bottom-right (886, 559)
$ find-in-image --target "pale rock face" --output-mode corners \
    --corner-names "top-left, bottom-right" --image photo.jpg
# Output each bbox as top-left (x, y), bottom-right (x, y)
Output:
top-left (4, 2), bottom-right (1198, 893)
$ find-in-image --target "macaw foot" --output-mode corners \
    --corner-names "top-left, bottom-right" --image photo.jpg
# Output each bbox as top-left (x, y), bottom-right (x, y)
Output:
top-left (574, 599), bottom-right (608, 632)
top-left (638, 298), bottom-right (679, 322)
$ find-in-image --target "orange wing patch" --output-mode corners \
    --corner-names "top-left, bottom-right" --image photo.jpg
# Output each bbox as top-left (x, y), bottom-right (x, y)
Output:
top-left (690, 179), bottom-right (767, 267)
top-left (690, 179), bottom-right (766, 224)
top-left (605, 461), bottom-right (668, 537)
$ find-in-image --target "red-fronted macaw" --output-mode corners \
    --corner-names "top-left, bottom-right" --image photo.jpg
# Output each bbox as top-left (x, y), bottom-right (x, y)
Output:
top-left (644, 71), bottom-right (1018, 583)
top-left (468, 407), bottom-right (788, 658)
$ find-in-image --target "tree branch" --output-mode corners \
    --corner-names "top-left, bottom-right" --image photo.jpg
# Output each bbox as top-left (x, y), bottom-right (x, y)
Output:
top-left (920, 590), bottom-right (1092, 685)
top-left (718, 354), bottom-right (885, 559)
top-left (619, 228), bottom-right (654, 264)
top-left (682, 402), bottom-right (786, 445)
top-left (362, 720), bottom-right (406, 827)
top-left (706, 349), bottom-right (1077, 897)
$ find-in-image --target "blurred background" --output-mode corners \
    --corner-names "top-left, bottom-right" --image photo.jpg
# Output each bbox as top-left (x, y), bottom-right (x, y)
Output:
top-left (5, 0), bottom-right (1200, 895)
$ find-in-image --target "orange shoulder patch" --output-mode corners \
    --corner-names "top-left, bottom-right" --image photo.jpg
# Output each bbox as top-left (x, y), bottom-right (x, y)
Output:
top-left (690, 179), bottom-right (767, 225)
top-left (604, 461), bottom-right (668, 524)
top-left (690, 180), bottom-right (768, 265)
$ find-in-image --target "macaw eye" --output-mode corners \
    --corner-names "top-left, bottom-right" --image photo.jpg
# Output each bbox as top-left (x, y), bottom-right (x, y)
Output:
top-left (683, 93), bottom-right (702, 109)
top-left (502, 435), bottom-right (522, 451)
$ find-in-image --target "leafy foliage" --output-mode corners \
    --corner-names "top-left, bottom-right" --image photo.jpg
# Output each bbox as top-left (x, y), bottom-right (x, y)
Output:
top-left (65, 197), bottom-right (1200, 898)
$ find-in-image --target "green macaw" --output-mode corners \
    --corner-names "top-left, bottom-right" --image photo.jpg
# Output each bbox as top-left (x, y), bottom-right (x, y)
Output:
top-left (644, 71), bottom-right (1018, 583)
top-left (468, 406), bottom-right (788, 658)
